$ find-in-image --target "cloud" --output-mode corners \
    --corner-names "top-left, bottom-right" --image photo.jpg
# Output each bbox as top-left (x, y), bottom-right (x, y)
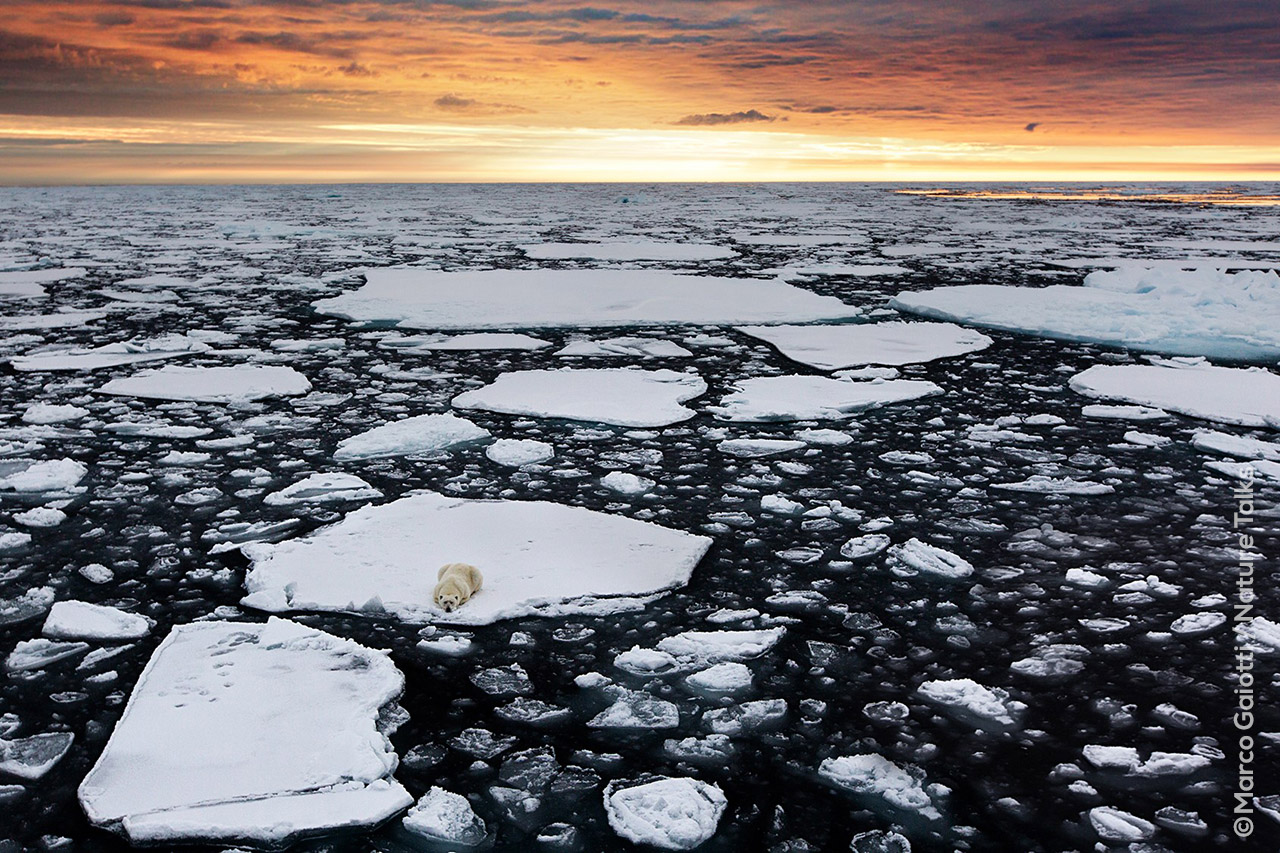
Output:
top-left (1024, 122), bottom-right (1040, 132)
top-left (435, 93), bottom-right (476, 108)
top-left (434, 92), bottom-right (531, 114)
top-left (675, 109), bottom-right (775, 126)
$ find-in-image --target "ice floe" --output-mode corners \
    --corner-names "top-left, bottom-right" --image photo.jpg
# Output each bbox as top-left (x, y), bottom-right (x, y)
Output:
top-left (381, 332), bottom-right (551, 352)
top-left (41, 602), bottom-right (152, 640)
top-left (0, 459), bottom-right (87, 495)
top-left (0, 267), bottom-right (86, 298)
top-left (401, 787), bottom-right (488, 847)
top-left (453, 369), bottom-right (706, 427)
top-left (1070, 361), bottom-right (1280, 427)
top-left (98, 365), bottom-right (311, 403)
top-left (819, 754), bottom-right (943, 822)
top-left (891, 267), bottom-right (1280, 360)
top-left (333, 413), bottom-right (491, 460)
top-left (242, 491), bottom-right (712, 624)
top-left (737, 321), bottom-right (991, 370)
top-left (263, 473), bottom-right (382, 505)
top-left (0, 732), bottom-right (74, 780)
top-left (485, 438), bottom-right (555, 467)
top-left (917, 678), bottom-right (1025, 731)
top-left (78, 618), bottom-right (411, 846)
top-left (313, 268), bottom-right (861, 329)
top-left (990, 475), bottom-right (1115, 495)
top-left (556, 337), bottom-right (694, 358)
top-left (885, 539), bottom-right (973, 579)
top-left (711, 376), bottom-right (941, 422)
top-left (521, 240), bottom-right (735, 261)
top-left (603, 777), bottom-right (726, 850)
top-left (10, 334), bottom-right (210, 372)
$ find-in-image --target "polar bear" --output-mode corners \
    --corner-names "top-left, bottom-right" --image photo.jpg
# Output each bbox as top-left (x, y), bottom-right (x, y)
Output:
top-left (434, 563), bottom-right (484, 612)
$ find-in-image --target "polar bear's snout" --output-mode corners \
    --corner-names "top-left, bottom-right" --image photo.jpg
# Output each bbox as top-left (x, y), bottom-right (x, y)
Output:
top-left (433, 562), bottom-right (484, 612)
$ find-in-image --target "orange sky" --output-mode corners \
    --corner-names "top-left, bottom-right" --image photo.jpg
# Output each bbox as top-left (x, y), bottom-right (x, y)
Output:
top-left (2, 0), bottom-right (1278, 183)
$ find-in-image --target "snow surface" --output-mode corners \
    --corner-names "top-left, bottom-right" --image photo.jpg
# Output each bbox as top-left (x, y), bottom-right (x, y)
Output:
top-left (98, 365), bottom-right (311, 403)
top-left (313, 268), bottom-right (861, 329)
top-left (520, 241), bottom-right (735, 261)
top-left (1070, 362), bottom-right (1280, 427)
top-left (604, 777), bottom-right (726, 850)
top-left (737, 322), bottom-right (992, 370)
top-left (401, 786), bottom-right (487, 846)
top-left (333, 413), bottom-right (491, 460)
top-left (453, 369), bottom-right (706, 427)
top-left (10, 334), bottom-right (209, 372)
top-left (885, 539), bottom-right (973, 579)
top-left (890, 267), bottom-right (1280, 360)
top-left (242, 492), bottom-right (712, 624)
top-left (78, 618), bottom-right (410, 846)
top-left (712, 376), bottom-right (941, 422)
top-left (819, 754), bottom-right (942, 821)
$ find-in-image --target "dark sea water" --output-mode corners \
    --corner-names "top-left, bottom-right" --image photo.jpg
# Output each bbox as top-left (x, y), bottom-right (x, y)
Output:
top-left (0, 183), bottom-right (1278, 852)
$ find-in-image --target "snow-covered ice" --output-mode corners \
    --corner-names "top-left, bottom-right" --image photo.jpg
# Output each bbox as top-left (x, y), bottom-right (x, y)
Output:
top-left (98, 365), bottom-right (311, 403)
top-left (263, 473), bottom-right (382, 505)
top-left (41, 602), bottom-right (152, 640)
top-left (401, 787), bottom-right (488, 847)
top-left (382, 332), bottom-right (551, 352)
top-left (453, 369), bottom-right (706, 428)
top-left (819, 755), bottom-right (942, 821)
top-left (242, 492), bottom-right (712, 624)
top-left (885, 539), bottom-right (973, 579)
top-left (333, 413), bottom-right (491, 460)
top-left (711, 376), bottom-right (941, 422)
top-left (1070, 361), bottom-right (1280, 427)
top-left (0, 459), bottom-right (87, 495)
top-left (890, 267), bottom-right (1280, 360)
top-left (556, 337), bottom-right (694, 358)
top-left (78, 618), bottom-right (410, 846)
top-left (313, 268), bottom-right (861, 329)
top-left (485, 438), bottom-right (555, 467)
top-left (603, 777), bottom-right (726, 850)
top-left (520, 240), bottom-right (735, 261)
top-left (737, 321), bottom-right (991, 370)
top-left (10, 334), bottom-right (209, 372)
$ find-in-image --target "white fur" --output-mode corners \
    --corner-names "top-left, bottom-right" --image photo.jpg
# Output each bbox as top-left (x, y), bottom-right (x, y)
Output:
top-left (433, 562), bottom-right (483, 612)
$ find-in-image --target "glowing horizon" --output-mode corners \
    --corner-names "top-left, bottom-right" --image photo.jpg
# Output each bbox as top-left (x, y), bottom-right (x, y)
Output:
top-left (3, 1), bottom-right (1278, 184)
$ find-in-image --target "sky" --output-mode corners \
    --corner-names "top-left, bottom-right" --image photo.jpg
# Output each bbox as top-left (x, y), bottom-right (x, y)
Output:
top-left (2, 0), bottom-right (1278, 183)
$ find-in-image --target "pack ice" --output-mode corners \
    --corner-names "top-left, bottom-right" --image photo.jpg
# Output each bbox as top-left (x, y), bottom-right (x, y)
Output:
top-left (737, 322), bottom-right (991, 370)
top-left (890, 267), bottom-right (1280, 360)
top-left (453, 369), bottom-right (706, 427)
top-left (241, 492), bottom-right (712, 624)
top-left (312, 268), bottom-right (861, 329)
top-left (1070, 361), bottom-right (1280, 427)
top-left (98, 365), bottom-right (311, 403)
top-left (520, 240), bottom-right (735, 261)
top-left (78, 618), bottom-right (411, 847)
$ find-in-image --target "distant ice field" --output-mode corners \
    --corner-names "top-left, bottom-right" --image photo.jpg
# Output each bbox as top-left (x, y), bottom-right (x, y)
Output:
top-left (0, 182), bottom-right (1276, 853)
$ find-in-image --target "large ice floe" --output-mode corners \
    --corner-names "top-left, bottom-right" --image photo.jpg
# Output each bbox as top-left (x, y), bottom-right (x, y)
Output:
top-left (1069, 360), bottom-right (1280, 427)
top-left (10, 334), bottom-right (210, 372)
top-left (711, 376), bottom-right (941, 422)
top-left (333, 413), bottom-right (491, 460)
top-left (312, 268), bottom-right (860, 329)
top-left (890, 266), bottom-right (1280, 360)
top-left (603, 777), bottom-right (726, 850)
top-left (736, 322), bottom-right (992, 370)
top-left (241, 492), bottom-right (712, 624)
top-left (78, 618), bottom-right (411, 847)
top-left (97, 365), bottom-right (311, 403)
top-left (520, 241), bottom-right (735, 261)
top-left (0, 267), bottom-right (86, 298)
top-left (453, 369), bottom-right (707, 427)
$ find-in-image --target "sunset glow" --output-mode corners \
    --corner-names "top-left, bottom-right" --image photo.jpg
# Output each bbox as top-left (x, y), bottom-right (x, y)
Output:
top-left (3, 0), bottom-right (1278, 183)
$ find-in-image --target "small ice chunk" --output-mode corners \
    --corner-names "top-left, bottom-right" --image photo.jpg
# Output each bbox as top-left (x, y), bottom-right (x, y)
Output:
top-left (1089, 806), bottom-right (1155, 842)
top-left (885, 539), bottom-right (973, 579)
top-left (840, 534), bottom-right (891, 560)
top-left (402, 786), bottom-right (488, 847)
top-left (818, 754), bottom-right (941, 821)
top-left (12, 507), bottom-right (67, 528)
top-left (557, 337), bottom-right (694, 358)
top-left (656, 628), bottom-right (785, 663)
top-left (717, 438), bottom-right (806, 457)
top-left (5, 639), bottom-right (89, 671)
top-left (42, 601), bottom-right (153, 640)
top-left (486, 439), bottom-right (554, 467)
top-left (21, 403), bottom-right (88, 424)
top-left (0, 732), bottom-right (74, 780)
top-left (990, 476), bottom-right (1114, 495)
top-left (685, 662), bottom-right (752, 693)
top-left (604, 777), bottom-right (726, 851)
top-left (601, 472), bottom-right (656, 496)
top-left (0, 459), bottom-right (87, 494)
top-left (589, 691), bottom-right (679, 729)
top-left (917, 678), bottom-right (1025, 731)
